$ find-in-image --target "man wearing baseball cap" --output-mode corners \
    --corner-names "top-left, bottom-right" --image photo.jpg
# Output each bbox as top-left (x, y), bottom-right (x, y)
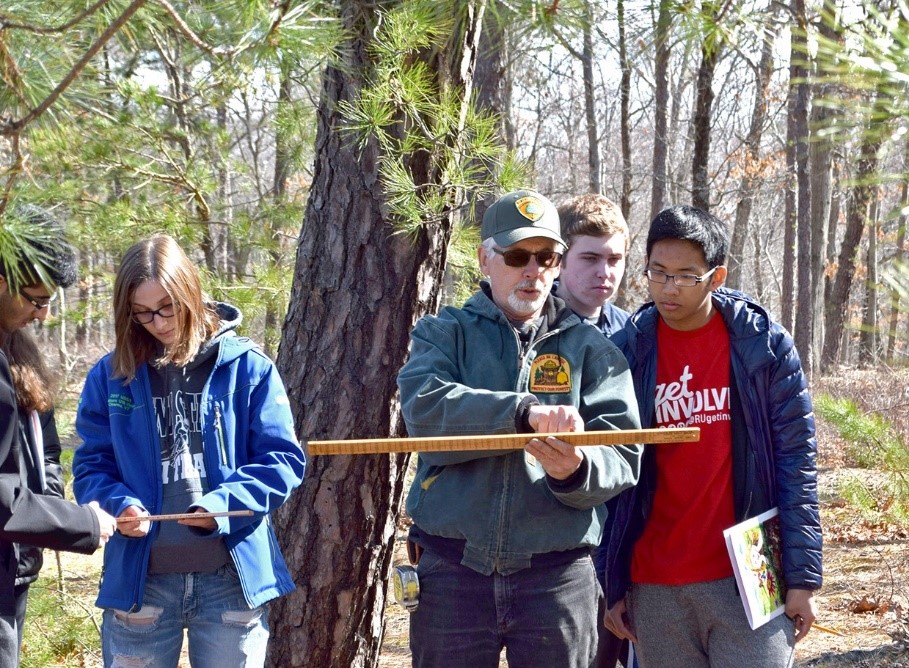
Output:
top-left (398, 189), bottom-right (643, 667)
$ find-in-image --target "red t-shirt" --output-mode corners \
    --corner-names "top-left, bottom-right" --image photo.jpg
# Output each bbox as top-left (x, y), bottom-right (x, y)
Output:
top-left (631, 312), bottom-right (736, 585)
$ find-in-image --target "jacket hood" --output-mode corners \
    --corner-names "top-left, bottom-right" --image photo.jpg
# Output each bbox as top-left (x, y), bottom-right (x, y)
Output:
top-left (188, 301), bottom-right (244, 370)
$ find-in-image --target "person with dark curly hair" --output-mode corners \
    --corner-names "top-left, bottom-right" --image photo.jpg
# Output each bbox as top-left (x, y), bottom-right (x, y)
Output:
top-left (2, 329), bottom-right (66, 655)
top-left (0, 204), bottom-right (116, 667)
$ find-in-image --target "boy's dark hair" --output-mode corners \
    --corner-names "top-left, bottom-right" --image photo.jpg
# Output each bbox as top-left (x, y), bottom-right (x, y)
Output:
top-left (646, 205), bottom-right (728, 268)
top-left (0, 205), bottom-right (78, 290)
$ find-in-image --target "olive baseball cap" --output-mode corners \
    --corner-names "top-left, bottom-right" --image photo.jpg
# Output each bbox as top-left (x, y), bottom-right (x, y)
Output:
top-left (481, 190), bottom-right (565, 248)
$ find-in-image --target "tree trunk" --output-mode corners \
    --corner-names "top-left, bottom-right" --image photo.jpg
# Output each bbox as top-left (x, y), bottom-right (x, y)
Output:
top-left (791, 0), bottom-right (813, 376)
top-left (808, 0), bottom-right (841, 376)
top-left (691, 1), bottom-right (722, 212)
top-left (781, 75), bottom-right (797, 331)
top-left (267, 3), bottom-right (486, 666)
top-left (727, 16), bottom-right (780, 290)
top-left (264, 63), bottom-right (295, 358)
top-left (582, 0), bottom-right (600, 194)
top-left (618, 0), bottom-right (632, 220)
top-left (822, 121), bottom-right (883, 369)
top-left (650, 0), bottom-right (672, 221)
top-left (475, 6), bottom-right (512, 151)
top-left (859, 196), bottom-right (879, 364)
top-left (887, 139), bottom-right (908, 361)
top-left (613, 0), bottom-right (633, 312)
top-left (823, 162), bottom-right (841, 308)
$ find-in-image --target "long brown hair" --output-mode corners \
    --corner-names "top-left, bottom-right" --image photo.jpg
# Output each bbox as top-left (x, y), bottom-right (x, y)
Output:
top-left (112, 234), bottom-right (220, 381)
top-left (3, 329), bottom-right (54, 412)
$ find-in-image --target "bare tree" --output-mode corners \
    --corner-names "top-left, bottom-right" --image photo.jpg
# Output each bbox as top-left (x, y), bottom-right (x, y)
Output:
top-left (581, 0), bottom-right (601, 193)
top-left (791, 0), bottom-right (814, 372)
top-left (886, 139), bottom-right (909, 361)
top-left (727, 13), bottom-right (781, 289)
top-left (822, 102), bottom-right (885, 369)
top-left (859, 195), bottom-right (880, 363)
top-left (807, 0), bottom-right (842, 374)
top-left (650, 0), bottom-right (673, 220)
top-left (691, 0), bottom-right (725, 211)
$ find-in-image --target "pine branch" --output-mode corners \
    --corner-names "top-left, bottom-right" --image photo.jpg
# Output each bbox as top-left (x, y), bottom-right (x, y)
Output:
top-left (0, 0), bottom-right (149, 135)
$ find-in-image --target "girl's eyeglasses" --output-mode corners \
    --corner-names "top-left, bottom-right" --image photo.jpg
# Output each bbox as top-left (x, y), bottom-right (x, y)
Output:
top-left (131, 303), bottom-right (176, 324)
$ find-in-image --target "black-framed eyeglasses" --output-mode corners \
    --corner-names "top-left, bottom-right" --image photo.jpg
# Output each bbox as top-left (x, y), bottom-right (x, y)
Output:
top-left (645, 267), bottom-right (718, 288)
top-left (20, 290), bottom-right (58, 311)
top-left (492, 247), bottom-right (563, 269)
top-left (131, 303), bottom-right (176, 325)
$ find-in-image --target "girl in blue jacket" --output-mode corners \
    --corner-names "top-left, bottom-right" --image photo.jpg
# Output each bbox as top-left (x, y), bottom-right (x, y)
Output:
top-left (73, 234), bottom-right (306, 668)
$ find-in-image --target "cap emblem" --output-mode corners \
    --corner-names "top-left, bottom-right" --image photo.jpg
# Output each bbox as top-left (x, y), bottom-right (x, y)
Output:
top-left (515, 196), bottom-right (545, 222)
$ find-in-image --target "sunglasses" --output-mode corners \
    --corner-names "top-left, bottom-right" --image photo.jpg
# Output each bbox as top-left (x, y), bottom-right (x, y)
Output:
top-left (491, 247), bottom-right (563, 268)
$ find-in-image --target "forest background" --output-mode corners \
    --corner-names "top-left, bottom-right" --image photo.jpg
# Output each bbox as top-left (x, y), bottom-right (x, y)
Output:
top-left (2, 0), bottom-right (909, 666)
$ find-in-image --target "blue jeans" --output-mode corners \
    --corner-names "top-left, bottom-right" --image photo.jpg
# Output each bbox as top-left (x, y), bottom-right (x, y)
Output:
top-left (410, 549), bottom-right (599, 668)
top-left (102, 565), bottom-right (269, 668)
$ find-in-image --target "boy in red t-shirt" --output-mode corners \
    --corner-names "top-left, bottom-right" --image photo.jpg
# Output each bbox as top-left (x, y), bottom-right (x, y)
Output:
top-left (603, 206), bottom-right (822, 668)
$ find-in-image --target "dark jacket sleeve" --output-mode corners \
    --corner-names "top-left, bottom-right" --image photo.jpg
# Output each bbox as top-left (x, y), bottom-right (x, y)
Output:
top-left (0, 354), bottom-right (98, 553)
top-left (40, 409), bottom-right (65, 500)
top-left (764, 327), bottom-right (822, 590)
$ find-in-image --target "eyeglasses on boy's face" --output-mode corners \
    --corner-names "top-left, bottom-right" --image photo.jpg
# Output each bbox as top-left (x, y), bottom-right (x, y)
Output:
top-left (644, 267), bottom-right (717, 288)
top-left (131, 303), bottom-right (176, 325)
top-left (20, 289), bottom-right (58, 311)
top-left (492, 247), bottom-right (563, 269)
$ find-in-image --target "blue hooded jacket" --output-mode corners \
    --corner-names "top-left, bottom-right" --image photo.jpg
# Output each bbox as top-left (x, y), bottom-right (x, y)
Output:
top-left (606, 288), bottom-right (822, 606)
top-left (73, 303), bottom-right (305, 611)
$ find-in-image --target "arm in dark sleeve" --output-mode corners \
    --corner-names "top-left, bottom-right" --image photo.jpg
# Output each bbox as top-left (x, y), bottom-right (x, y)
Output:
top-left (40, 409), bottom-right (65, 499)
top-left (0, 356), bottom-right (98, 553)
top-left (767, 331), bottom-right (822, 591)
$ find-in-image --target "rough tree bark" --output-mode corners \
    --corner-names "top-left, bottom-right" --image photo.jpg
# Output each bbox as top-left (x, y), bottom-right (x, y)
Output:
top-left (267, 3), bottom-right (486, 666)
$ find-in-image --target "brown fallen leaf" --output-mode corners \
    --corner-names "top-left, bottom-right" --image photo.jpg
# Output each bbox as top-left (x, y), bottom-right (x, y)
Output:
top-left (848, 596), bottom-right (880, 614)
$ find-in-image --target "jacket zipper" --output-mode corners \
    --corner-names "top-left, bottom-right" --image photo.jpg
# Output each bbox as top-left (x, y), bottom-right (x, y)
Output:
top-left (213, 403), bottom-right (228, 466)
top-left (131, 368), bottom-right (161, 612)
top-left (514, 328), bottom-right (562, 382)
top-left (496, 325), bottom-right (563, 569)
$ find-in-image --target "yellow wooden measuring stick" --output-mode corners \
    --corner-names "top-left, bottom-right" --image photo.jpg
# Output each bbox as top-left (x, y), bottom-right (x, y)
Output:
top-left (308, 427), bottom-right (699, 456)
top-left (114, 510), bottom-right (254, 523)
top-left (810, 622), bottom-right (845, 637)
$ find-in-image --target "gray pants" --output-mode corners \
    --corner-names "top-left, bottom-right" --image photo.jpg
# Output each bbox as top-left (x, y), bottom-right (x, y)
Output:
top-left (628, 577), bottom-right (795, 668)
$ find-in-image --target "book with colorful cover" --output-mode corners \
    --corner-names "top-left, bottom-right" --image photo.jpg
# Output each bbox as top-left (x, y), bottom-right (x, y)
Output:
top-left (723, 507), bottom-right (786, 630)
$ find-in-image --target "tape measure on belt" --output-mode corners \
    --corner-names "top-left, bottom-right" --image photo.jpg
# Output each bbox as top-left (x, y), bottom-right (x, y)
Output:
top-left (392, 564), bottom-right (420, 612)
